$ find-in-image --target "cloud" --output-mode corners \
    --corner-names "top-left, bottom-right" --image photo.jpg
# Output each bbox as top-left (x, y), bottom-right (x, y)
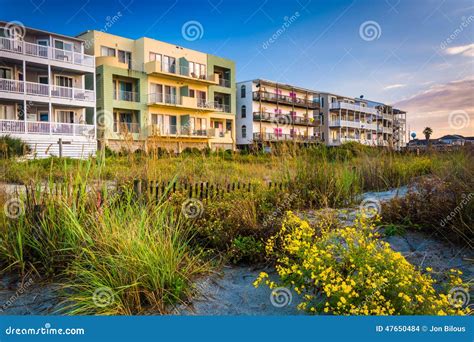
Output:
top-left (383, 84), bottom-right (406, 90)
top-left (444, 43), bottom-right (474, 57)
top-left (394, 78), bottom-right (474, 138)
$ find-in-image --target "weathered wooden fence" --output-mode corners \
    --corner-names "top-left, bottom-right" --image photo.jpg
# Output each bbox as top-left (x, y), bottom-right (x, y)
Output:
top-left (133, 179), bottom-right (288, 200)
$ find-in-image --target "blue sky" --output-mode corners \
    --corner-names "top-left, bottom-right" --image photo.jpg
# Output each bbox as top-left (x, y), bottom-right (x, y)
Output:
top-left (1, 0), bottom-right (473, 137)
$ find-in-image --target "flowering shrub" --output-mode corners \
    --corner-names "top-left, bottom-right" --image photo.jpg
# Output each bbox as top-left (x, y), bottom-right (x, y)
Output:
top-left (254, 211), bottom-right (468, 315)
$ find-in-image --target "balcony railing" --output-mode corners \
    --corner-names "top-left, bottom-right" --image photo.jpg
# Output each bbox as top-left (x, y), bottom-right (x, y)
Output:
top-left (329, 119), bottom-right (379, 130)
top-left (218, 78), bottom-right (231, 88)
top-left (0, 37), bottom-right (95, 68)
top-left (113, 90), bottom-right (140, 102)
top-left (253, 111), bottom-right (316, 126)
top-left (0, 78), bottom-right (95, 102)
top-left (252, 91), bottom-right (318, 109)
top-left (113, 122), bottom-right (140, 134)
top-left (148, 93), bottom-right (179, 105)
top-left (214, 103), bottom-right (231, 113)
top-left (148, 124), bottom-right (210, 137)
top-left (0, 119), bottom-right (95, 136)
top-left (329, 102), bottom-right (380, 115)
top-left (253, 132), bottom-right (317, 142)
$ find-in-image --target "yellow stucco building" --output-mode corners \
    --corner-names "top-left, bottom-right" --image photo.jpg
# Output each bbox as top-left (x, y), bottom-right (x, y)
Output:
top-left (78, 30), bottom-right (236, 153)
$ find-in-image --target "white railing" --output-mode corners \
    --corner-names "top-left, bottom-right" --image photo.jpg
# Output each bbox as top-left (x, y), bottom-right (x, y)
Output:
top-left (0, 119), bottom-right (95, 136)
top-left (0, 78), bottom-right (94, 102)
top-left (329, 102), bottom-right (379, 115)
top-left (148, 93), bottom-right (178, 105)
top-left (26, 81), bottom-right (49, 96)
top-left (0, 78), bottom-right (24, 93)
top-left (0, 37), bottom-right (95, 68)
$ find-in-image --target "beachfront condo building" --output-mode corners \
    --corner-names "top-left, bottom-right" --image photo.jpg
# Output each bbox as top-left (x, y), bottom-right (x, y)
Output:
top-left (0, 22), bottom-right (97, 158)
top-left (77, 30), bottom-right (236, 152)
top-left (236, 79), bottom-right (406, 150)
top-left (236, 79), bottom-right (320, 148)
top-left (319, 92), bottom-right (406, 149)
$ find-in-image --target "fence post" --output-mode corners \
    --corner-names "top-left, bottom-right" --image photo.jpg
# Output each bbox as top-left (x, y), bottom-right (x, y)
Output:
top-left (133, 179), bottom-right (142, 198)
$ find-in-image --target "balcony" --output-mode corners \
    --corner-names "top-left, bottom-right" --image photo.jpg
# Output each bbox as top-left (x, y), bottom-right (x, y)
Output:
top-left (147, 93), bottom-right (221, 112)
top-left (218, 78), bottom-right (231, 88)
top-left (382, 127), bottom-right (393, 134)
top-left (148, 124), bottom-right (210, 138)
top-left (0, 37), bottom-right (95, 68)
top-left (329, 102), bottom-right (380, 115)
top-left (0, 78), bottom-right (95, 102)
top-left (0, 119), bottom-right (95, 136)
top-left (113, 122), bottom-right (140, 134)
top-left (114, 90), bottom-right (140, 102)
top-left (252, 91), bottom-right (318, 109)
top-left (144, 60), bottom-right (219, 85)
top-left (253, 111), bottom-right (317, 126)
top-left (329, 119), bottom-right (379, 131)
top-left (253, 132), bottom-right (318, 143)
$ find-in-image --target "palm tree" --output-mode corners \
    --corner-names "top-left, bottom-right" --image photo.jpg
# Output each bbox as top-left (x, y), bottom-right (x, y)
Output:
top-left (423, 127), bottom-right (433, 148)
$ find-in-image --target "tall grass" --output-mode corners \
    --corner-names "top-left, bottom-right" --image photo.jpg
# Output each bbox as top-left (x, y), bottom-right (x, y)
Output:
top-left (0, 178), bottom-right (207, 314)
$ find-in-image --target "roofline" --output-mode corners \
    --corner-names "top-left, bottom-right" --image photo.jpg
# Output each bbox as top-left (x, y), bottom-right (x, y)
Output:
top-left (76, 29), bottom-right (235, 61)
top-left (0, 21), bottom-right (85, 43)
top-left (236, 79), bottom-right (320, 94)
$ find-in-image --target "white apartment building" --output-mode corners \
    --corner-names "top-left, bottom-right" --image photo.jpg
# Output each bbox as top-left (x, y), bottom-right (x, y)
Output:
top-left (319, 93), bottom-right (406, 149)
top-left (236, 79), bottom-right (406, 150)
top-left (0, 21), bottom-right (97, 158)
top-left (236, 79), bottom-right (319, 148)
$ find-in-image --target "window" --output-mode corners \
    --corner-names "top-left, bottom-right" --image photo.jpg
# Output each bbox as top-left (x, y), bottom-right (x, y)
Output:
top-left (149, 52), bottom-right (161, 63)
top-left (101, 46), bottom-right (116, 57)
top-left (56, 110), bottom-right (75, 123)
top-left (0, 104), bottom-right (15, 120)
top-left (241, 105), bottom-right (246, 118)
top-left (118, 50), bottom-right (132, 68)
top-left (38, 76), bottom-right (48, 84)
top-left (54, 40), bottom-right (73, 51)
top-left (55, 76), bottom-right (73, 87)
top-left (163, 55), bottom-right (176, 73)
top-left (240, 85), bottom-right (246, 98)
top-left (321, 97), bottom-right (325, 108)
top-left (242, 125), bottom-right (247, 138)
top-left (0, 67), bottom-right (12, 79)
top-left (189, 89), bottom-right (195, 98)
top-left (226, 120), bottom-right (232, 132)
top-left (39, 112), bottom-right (49, 122)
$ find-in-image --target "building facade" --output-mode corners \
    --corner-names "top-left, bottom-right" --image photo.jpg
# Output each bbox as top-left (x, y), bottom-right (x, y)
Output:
top-left (0, 22), bottom-right (97, 158)
top-left (78, 30), bottom-right (236, 153)
top-left (236, 79), bottom-right (319, 148)
top-left (236, 79), bottom-right (406, 150)
top-left (319, 93), bottom-right (406, 150)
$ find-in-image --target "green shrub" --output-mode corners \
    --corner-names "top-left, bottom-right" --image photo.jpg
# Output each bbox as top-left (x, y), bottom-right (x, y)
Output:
top-left (229, 236), bottom-right (264, 264)
top-left (0, 135), bottom-right (30, 158)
